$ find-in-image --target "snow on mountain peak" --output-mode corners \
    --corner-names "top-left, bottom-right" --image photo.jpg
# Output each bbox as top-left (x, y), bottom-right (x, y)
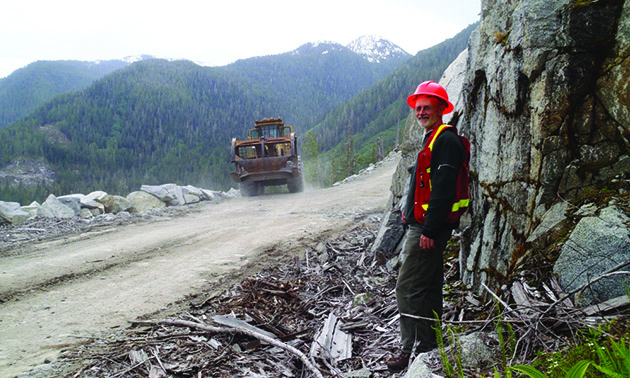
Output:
top-left (291, 41), bottom-right (345, 56)
top-left (122, 54), bottom-right (155, 64)
top-left (346, 35), bottom-right (409, 63)
top-left (310, 40), bottom-right (338, 48)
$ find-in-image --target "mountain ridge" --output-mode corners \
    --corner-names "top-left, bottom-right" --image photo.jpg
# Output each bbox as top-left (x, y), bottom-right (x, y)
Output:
top-left (0, 37), bottom-right (409, 131)
top-left (0, 36), bottom-right (414, 203)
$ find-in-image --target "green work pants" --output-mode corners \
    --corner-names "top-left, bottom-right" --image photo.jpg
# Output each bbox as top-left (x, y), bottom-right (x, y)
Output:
top-left (395, 223), bottom-right (451, 353)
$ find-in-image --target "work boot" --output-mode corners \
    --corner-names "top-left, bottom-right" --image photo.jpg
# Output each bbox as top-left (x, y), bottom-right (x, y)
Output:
top-left (416, 343), bottom-right (437, 354)
top-left (386, 352), bottom-right (410, 372)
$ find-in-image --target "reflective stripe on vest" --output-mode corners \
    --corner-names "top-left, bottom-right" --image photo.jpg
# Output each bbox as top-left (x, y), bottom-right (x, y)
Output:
top-left (422, 198), bottom-right (468, 212)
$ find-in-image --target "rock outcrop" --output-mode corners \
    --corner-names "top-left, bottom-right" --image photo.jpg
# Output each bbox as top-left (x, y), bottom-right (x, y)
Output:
top-left (373, 0), bottom-right (630, 302)
top-left (458, 0), bottom-right (630, 296)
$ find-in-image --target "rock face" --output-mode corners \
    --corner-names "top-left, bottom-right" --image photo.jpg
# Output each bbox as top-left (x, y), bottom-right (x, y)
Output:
top-left (375, 0), bottom-right (630, 299)
top-left (0, 158), bottom-right (55, 187)
top-left (457, 0), bottom-right (630, 295)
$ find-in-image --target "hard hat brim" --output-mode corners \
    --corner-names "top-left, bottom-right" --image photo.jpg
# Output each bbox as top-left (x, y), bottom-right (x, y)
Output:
top-left (407, 94), bottom-right (454, 114)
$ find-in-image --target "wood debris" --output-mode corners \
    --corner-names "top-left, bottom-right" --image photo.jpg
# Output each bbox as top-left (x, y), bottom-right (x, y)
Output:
top-left (58, 225), bottom-right (415, 377)
top-left (310, 312), bottom-right (352, 363)
top-left (55, 223), bottom-right (629, 377)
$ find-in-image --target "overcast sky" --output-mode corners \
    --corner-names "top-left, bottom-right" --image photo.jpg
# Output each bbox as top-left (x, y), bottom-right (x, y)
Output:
top-left (0, 0), bottom-right (480, 79)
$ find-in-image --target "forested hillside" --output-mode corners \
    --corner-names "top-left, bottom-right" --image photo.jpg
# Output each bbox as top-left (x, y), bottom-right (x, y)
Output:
top-left (305, 23), bottom-right (477, 184)
top-left (0, 59), bottom-right (140, 128)
top-left (0, 60), bottom-right (278, 202)
top-left (0, 39), bottom-right (410, 204)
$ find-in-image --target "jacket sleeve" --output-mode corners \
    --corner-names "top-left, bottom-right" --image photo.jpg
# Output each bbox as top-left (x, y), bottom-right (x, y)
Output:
top-left (403, 158), bottom-right (418, 224)
top-left (422, 130), bottom-right (465, 239)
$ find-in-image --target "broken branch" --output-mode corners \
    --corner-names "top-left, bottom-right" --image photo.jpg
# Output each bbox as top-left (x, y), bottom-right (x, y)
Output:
top-left (132, 319), bottom-right (324, 378)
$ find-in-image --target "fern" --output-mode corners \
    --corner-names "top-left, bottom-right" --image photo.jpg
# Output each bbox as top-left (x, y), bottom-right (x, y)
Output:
top-left (592, 337), bottom-right (630, 377)
top-left (510, 360), bottom-right (592, 378)
top-left (434, 312), bottom-right (455, 377)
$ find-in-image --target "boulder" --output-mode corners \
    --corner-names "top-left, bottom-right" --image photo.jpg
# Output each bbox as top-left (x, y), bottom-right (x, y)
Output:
top-left (140, 185), bottom-right (174, 203)
top-left (223, 188), bottom-right (241, 199)
top-left (56, 195), bottom-right (81, 216)
top-left (59, 193), bottom-right (101, 209)
top-left (79, 208), bottom-right (93, 218)
top-left (126, 191), bottom-right (166, 213)
top-left (90, 208), bottom-right (103, 216)
top-left (162, 183), bottom-right (185, 206)
top-left (0, 201), bottom-right (30, 224)
top-left (405, 332), bottom-right (499, 377)
top-left (84, 192), bottom-right (107, 214)
top-left (182, 185), bottom-right (203, 204)
top-left (86, 191), bottom-right (108, 202)
top-left (405, 354), bottom-right (433, 378)
top-left (200, 188), bottom-right (219, 201)
top-left (457, 332), bottom-right (499, 369)
top-left (98, 195), bottom-right (134, 214)
top-left (554, 206), bottom-right (630, 306)
top-left (39, 194), bottom-right (75, 219)
top-left (141, 183), bottom-right (186, 206)
top-left (21, 201), bottom-right (41, 218)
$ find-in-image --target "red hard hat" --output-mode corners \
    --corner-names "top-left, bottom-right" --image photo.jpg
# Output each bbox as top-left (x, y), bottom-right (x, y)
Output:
top-left (407, 80), bottom-right (454, 114)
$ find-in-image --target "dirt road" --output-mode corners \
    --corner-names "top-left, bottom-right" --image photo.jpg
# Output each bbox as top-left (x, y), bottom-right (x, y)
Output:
top-left (0, 154), bottom-right (399, 377)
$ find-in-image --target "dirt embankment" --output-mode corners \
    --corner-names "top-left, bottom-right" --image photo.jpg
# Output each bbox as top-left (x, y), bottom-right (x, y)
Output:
top-left (0, 154), bottom-right (399, 377)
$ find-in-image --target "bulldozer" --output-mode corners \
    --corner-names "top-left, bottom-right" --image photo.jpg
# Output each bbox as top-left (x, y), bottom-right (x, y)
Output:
top-left (230, 118), bottom-right (304, 196)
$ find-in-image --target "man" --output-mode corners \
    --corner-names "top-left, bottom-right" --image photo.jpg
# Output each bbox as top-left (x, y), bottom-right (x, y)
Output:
top-left (387, 81), bottom-right (469, 372)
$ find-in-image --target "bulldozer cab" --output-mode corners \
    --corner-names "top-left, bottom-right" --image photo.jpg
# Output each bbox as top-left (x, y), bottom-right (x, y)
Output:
top-left (248, 118), bottom-right (293, 140)
top-left (235, 118), bottom-right (294, 160)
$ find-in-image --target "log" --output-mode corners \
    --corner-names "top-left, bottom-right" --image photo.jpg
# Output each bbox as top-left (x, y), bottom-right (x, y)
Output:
top-left (580, 295), bottom-right (630, 316)
top-left (212, 314), bottom-right (276, 340)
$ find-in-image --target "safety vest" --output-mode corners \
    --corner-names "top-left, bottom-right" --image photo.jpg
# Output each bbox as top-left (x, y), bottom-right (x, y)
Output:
top-left (414, 124), bottom-right (470, 224)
